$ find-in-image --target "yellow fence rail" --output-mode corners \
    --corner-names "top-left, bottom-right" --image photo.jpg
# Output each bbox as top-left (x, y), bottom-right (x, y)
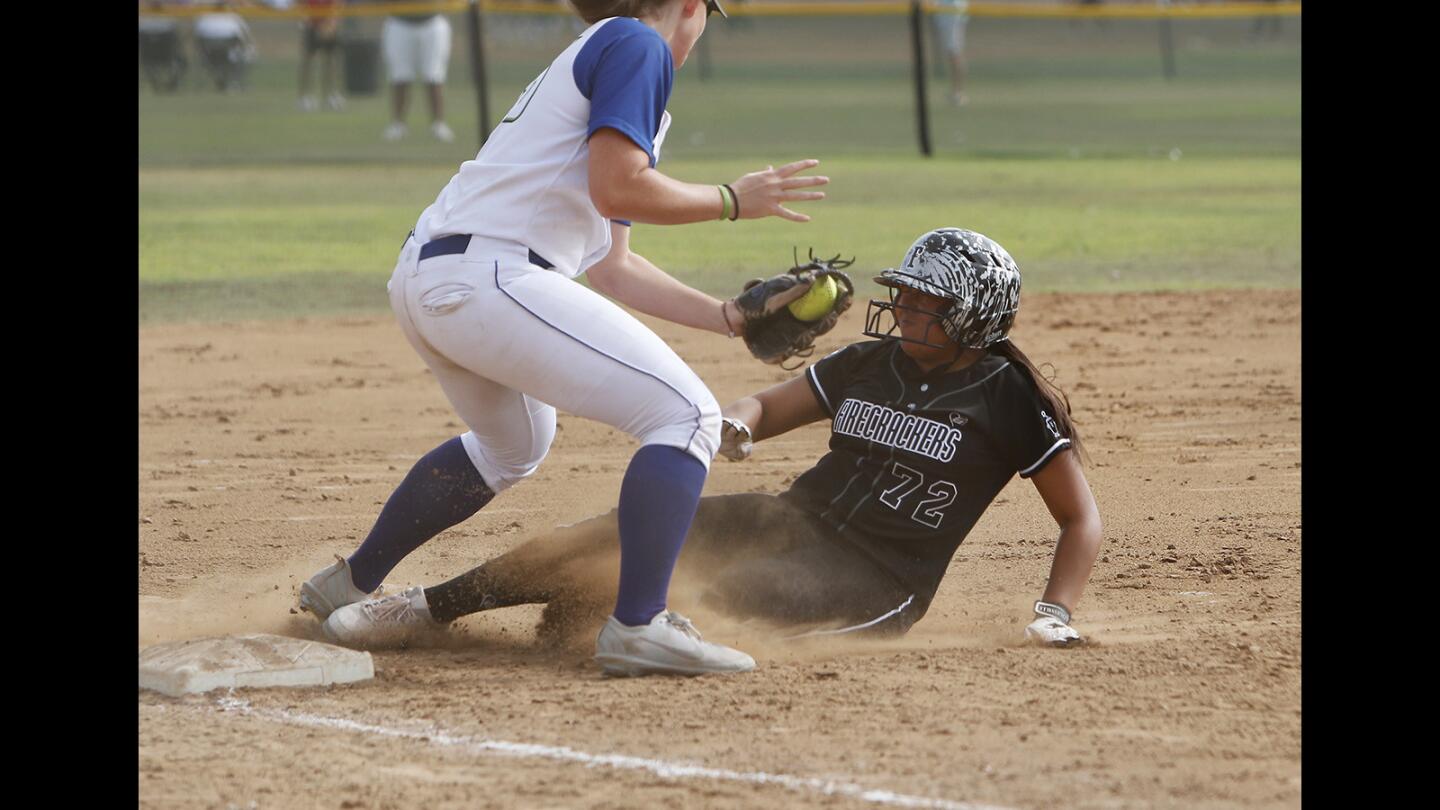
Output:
top-left (140, 1), bottom-right (1303, 20)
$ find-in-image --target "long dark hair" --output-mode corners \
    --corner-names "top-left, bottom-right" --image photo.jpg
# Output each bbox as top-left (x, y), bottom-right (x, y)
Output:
top-left (990, 340), bottom-right (1088, 465)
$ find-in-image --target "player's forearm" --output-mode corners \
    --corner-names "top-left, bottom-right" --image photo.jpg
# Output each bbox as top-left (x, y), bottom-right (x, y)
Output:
top-left (593, 252), bottom-right (734, 335)
top-left (725, 377), bottom-right (826, 443)
top-left (722, 397), bottom-right (764, 436)
top-left (748, 401), bottom-right (795, 444)
top-left (592, 169), bottom-right (727, 226)
top-left (1039, 515), bottom-right (1103, 613)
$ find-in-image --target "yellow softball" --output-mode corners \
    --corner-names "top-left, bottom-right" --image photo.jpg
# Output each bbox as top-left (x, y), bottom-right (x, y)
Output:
top-left (787, 275), bottom-right (838, 322)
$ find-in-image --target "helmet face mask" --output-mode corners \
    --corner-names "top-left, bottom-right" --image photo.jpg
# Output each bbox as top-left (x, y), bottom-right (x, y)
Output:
top-left (862, 228), bottom-right (1022, 350)
top-left (863, 286), bottom-right (955, 350)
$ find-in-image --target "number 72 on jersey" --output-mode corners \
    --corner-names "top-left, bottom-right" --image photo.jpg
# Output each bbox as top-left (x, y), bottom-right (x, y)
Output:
top-left (879, 462), bottom-right (957, 529)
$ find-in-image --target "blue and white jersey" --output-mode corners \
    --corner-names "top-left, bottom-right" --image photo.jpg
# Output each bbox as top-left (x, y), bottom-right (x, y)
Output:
top-left (414, 17), bottom-right (674, 279)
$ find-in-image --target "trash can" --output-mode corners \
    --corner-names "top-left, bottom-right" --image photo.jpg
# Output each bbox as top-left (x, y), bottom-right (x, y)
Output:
top-left (343, 37), bottom-right (382, 96)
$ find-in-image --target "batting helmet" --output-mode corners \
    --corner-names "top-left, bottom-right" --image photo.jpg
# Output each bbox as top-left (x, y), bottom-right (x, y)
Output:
top-left (863, 228), bottom-right (1022, 349)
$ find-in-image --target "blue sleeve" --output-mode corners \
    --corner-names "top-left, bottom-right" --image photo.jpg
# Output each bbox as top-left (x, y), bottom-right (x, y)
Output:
top-left (573, 18), bottom-right (673, 168)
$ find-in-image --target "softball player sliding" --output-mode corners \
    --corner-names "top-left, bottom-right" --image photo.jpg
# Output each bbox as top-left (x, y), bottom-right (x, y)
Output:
top-left (298, 0), bottom-right (829, 677)
top-left (320, 229), bottom-right (1104, 652)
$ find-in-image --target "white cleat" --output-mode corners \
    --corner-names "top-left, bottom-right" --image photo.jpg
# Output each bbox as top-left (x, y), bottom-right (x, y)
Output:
top-left (325, 92), bottom-right (346, 111)
top-left (594, 612), bottom-right (755, 677)
top-left (322, 587), bottom-right (442, 649)
top-left (297, 95), bottom-right (318, 112)
top-left (430, 120), bottom-right (455, 143)
top-left (382, 121), bottom-right (408, 142)
top-left (299, 556), bottom-right (374, 620)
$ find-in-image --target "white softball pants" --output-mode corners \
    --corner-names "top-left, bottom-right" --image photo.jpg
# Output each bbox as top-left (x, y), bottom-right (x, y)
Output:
top-left (382, 16), bottom-right (451, 85)
top-left (388, 235), bottom-right (721, 494)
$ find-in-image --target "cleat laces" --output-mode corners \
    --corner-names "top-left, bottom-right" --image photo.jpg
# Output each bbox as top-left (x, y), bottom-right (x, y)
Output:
top-left (662, 612), bottom-right (704, 641)
top-left (362, 594), bottom-right (421, 625)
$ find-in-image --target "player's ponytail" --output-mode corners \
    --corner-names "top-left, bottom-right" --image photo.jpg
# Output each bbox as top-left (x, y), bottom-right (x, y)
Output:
top-left (991, 341), bottom-right (1089, 465)
top-left (568, 0), bottom-right (673, 24)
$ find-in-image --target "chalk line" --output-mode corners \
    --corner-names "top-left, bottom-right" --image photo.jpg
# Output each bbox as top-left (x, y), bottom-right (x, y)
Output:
top-left (210, 696), bottom-right (1014, 810)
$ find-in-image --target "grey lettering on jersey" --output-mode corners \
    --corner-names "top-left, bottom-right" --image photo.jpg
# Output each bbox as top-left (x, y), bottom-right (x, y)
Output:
top-left (832, 399), bottom-right (963, 462)
top-left (821, 343), bottom-right (915, 533)
top-left (817, 350), bottom-right (904, 527)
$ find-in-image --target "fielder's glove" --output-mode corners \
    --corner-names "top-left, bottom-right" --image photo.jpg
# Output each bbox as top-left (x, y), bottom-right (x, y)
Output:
top-left (719, 417), bottom-right (754, 462)
top-left (1023, 600), bottom-right (1083, 648)
top-left (733, 250), bottom-right (855, 370)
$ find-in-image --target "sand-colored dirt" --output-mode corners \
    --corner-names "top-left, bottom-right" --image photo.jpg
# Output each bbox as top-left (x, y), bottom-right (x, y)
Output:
top-left (139, 290), bottom-right (1300, 809)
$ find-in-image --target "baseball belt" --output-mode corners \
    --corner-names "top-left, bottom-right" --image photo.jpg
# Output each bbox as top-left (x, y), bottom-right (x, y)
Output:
top-left (416, 233), bottom-right (553, 270)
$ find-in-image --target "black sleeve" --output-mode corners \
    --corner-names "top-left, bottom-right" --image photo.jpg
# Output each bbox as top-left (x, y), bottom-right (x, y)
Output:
top-left (989, 364), bottom-right (1073, 478)
top-left (805, 343), bottom-right (866, 417)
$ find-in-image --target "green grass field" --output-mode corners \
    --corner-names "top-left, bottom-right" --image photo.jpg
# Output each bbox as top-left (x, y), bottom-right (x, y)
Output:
top-left (138, 12), bottom-right (1299, 323)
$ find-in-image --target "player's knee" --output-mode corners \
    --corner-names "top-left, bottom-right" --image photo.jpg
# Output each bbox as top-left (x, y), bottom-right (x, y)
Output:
top-left (631, 386), bottom-right (720, 467)
top-left (632, 387), bottom-right (720, 466)
top-left (460, 426), bottom-right (554, 494)
top-left (489, 455), bottom-right (546, 492)
top-left (691, 393), bottom-right (722, 463)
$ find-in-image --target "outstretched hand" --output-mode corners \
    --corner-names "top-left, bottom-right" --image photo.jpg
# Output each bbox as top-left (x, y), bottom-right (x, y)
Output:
top-left (730, 160), bottom-right (828, 223)
top-left (719, 417), bottom-right (754, 461)
top-left (1023, 616), bottom-right (1084, 648)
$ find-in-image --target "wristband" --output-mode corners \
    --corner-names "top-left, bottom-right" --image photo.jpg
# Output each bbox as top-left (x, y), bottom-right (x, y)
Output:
top-left (1033, 600), bottom-right (1071, 625)
top-left (717, 185), bottom-right (732, 221)
top-left (720, 300), bottom-right (737, 338)
top-left (722, 183), bottom-right (739, 221)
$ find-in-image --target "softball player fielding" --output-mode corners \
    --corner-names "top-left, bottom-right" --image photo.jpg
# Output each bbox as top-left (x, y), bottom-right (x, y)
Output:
top-left (320, 228), bottom-right (1104, 652)
top-left (298, 0), bottom-right (828, 677)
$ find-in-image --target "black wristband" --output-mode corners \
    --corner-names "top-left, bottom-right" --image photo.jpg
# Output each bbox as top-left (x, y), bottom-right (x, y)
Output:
top-left (1034, 600), bottom-right (1071, 625)
top-left (722, 184), bottom-right (739, 221)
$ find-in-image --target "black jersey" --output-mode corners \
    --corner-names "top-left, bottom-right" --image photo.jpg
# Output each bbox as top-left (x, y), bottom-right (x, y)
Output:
top-left (781, 339), bottom-right (1072, 607)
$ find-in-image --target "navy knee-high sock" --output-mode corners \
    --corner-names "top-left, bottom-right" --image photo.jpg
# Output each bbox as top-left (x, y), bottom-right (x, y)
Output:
top-left (347, 437), bottom-right (495, 592)
top-left (612, 444), bottom-right (708, 627)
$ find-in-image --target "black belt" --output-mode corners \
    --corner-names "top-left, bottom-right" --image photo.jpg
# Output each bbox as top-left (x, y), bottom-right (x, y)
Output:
top-left (416, 233), bottom-right (553, 270)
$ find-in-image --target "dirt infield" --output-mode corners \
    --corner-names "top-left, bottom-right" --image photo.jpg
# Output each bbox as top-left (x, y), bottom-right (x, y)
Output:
top-left (139, 290), bottom-right (1300, 809)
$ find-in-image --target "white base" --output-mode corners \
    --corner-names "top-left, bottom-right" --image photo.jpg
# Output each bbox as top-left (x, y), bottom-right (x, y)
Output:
top-left (139, 633), bottom-right (374, 697)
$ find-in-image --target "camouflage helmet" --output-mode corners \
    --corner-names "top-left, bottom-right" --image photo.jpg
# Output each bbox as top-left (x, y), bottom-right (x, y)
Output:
top-left (869, 228), bottom-right (1022, 349)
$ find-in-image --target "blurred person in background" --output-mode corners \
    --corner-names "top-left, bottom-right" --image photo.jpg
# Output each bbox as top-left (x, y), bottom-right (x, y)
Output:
top-left (299, 0), bottom-right (345, 111)
top-left (139, 2), bottom-right (188, 93)
top-left (933, 0), bottom-right (969, 106)
top-left (381, 10), bottom-right (456, 142)
top-left (195, 2), bottom-right (257, 93)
